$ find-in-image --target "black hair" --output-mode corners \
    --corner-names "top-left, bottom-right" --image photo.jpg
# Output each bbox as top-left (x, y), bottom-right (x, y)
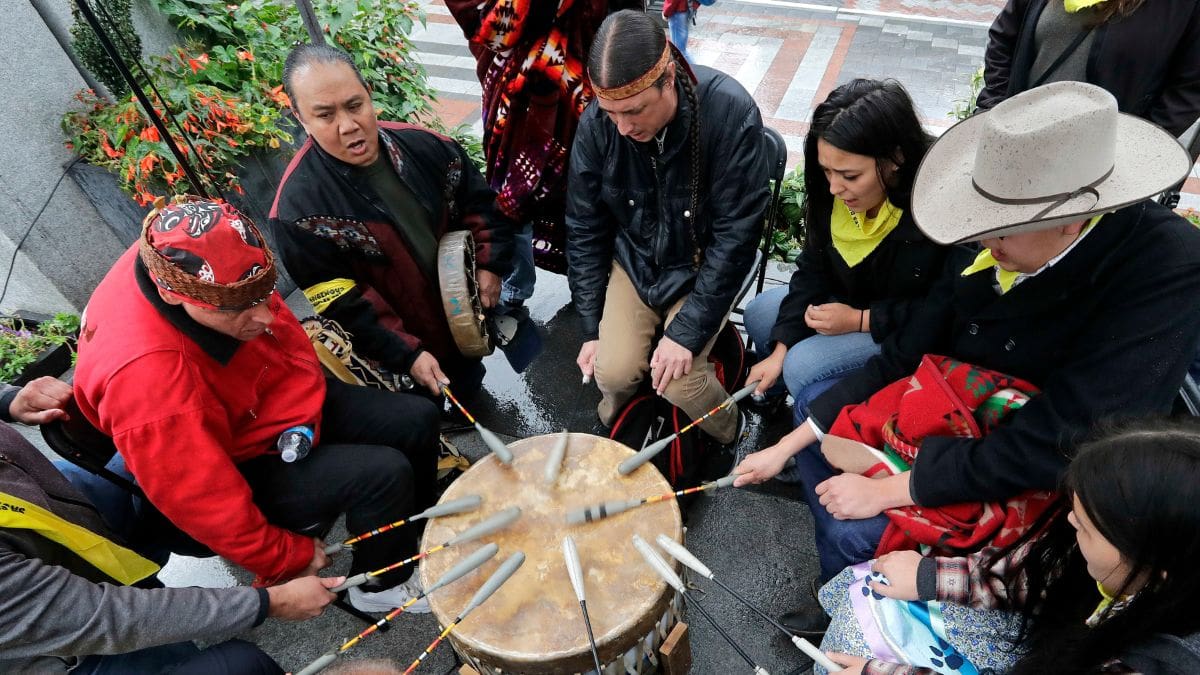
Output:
top-left (588, 10), bottom-right (702, 268)
top-left (984, 418), bottom-right (1200, 673)
top-left (282, 43), bottom-right (369, 112)
top-left (803, 78), bottom-right (930, 234)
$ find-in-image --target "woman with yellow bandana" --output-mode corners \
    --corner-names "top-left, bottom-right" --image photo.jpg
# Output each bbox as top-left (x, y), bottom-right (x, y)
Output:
top-left (978, 0), bottom-right (1200, 138)
top-left (743, 79), bottom-right (952, 437)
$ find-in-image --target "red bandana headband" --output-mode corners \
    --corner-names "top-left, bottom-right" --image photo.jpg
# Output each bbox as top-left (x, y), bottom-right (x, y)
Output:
top-left (591, 42), bottom-right (673, 101)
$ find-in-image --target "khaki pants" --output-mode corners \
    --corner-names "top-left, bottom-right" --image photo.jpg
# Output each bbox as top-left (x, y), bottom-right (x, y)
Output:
top-left (595, 264), bottom-right (738, 443)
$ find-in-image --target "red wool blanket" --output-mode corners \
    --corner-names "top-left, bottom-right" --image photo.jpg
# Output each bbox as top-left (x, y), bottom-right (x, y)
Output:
top-left (828, 355), bottom-right (1057, 557)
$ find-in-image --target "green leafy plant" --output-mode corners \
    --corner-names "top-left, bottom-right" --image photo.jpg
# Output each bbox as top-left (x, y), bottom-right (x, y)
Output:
top-left (948, 67), bottom-right (985, 121)
top-left (764, 166), bottom-right (807, 263)
top-left (1178, 207), bottom-right (1200, 228)
top-left (0, 314), bottom-right (81, 383)
top-left (62, 0), bottom-right (437, 203)
top-left (70, 0), bottom-right (143, 98)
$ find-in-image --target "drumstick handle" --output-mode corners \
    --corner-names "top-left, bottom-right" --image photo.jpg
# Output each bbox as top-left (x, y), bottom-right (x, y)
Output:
top-left (462, 551), bottom-right (526, 615)
top-left (475, 422), bottom-right (514, 465)
top-left (617, 435), bottom-right (674, 475)
top-left (730, 380), bottom-right (762, 403)
top-left (685, 593), bottom-right (764, 672)
top-left (426, 542), bottom-right (499, 595)
top-left (544, 429), bottom-right (569, 484)
top-left (579, 599), bottom-right (604, 675)
top-left (446, 506), bottom-right (522, 546)
top-left (294, 651), bottom-right (339, 675)
top-left (632, 534), bottom-right (686, 594)
top-left (794, 636), bottom-right (842, 671)
top-left (330, 572), bottom-right (370, 593)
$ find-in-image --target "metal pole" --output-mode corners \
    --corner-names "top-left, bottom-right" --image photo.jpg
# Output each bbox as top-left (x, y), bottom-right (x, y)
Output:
top-left (294, 0), bottom-right (326, 45)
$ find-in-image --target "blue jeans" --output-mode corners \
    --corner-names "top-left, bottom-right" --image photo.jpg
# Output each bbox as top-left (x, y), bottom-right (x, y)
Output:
top-left (667, 12), bottom-right (693, 64)
top-left (792, 446), bottom-right (889, 582)
top-left (75, 638), bottom-right (281, 675)
top-left (744, 286), bottom-right (882, 413)
top-left (500, 221), bottom-right (536, 308)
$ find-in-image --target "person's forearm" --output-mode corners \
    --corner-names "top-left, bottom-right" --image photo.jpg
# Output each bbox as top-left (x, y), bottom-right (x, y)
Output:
top-left (775, 421), bottom-right (818, 458)
top-left (879, 472), bottom-right (916, 510)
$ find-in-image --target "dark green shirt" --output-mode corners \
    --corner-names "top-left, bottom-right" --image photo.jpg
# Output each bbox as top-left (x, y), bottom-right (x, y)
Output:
top-left (359, 156), bottom-right (438, 279)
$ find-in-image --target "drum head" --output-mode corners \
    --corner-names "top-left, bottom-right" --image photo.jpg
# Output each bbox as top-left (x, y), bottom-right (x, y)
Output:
top-left (438, 230), bottom-right (493, 357)
top-left (419, 433), bottom-right (683, 673)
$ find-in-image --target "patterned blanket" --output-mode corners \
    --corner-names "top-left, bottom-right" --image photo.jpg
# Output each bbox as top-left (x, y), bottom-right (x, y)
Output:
top-left (828, 355), bottom-right (1057, 557)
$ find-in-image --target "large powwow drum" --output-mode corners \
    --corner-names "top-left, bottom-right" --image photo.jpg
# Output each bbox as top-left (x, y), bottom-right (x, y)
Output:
top-left (438, 230), bottom-right (493, 358)
top-left (419, 433), bottom-right (685, 674)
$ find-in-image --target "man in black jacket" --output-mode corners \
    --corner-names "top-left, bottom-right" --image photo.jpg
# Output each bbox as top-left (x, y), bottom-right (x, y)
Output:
top-left (736, 82), bottom-right (1200, 632)
top-left (566, 11), bottom-right (767, 442)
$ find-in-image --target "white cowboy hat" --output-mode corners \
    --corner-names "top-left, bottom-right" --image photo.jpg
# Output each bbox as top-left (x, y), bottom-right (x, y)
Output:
top-left (912, 81), bottom-right (1191, 244)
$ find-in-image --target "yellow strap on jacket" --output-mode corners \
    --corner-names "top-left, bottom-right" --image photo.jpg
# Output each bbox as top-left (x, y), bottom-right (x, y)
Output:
top-left (830, 198), bottom-right (904, 268)
top-left (1065, 0), bottom-right (1107, 13)
top-left (961, 214), bottom-right (1104, 293)
top-left (0, 492), bottom-right (159, 585)
top-left (304, 278), bottom-right (357, 314)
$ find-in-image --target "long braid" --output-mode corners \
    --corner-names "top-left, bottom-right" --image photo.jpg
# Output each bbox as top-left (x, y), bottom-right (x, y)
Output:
top-left (674, 51), bottom-right (702, 269)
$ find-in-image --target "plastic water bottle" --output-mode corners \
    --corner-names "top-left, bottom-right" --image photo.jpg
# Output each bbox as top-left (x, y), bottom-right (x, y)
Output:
top-left (278, 426), bottom-right (314, 463)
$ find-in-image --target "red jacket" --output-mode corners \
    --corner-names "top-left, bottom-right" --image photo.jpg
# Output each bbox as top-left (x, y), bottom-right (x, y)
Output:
top-left (74, 247), bottom-right (326, 583)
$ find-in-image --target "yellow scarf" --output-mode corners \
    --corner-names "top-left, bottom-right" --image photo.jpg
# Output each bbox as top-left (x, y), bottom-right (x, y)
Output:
top-left (961, 214), bottom-right (1104, 293)
top-left (0, 492), bottom-right (160, 585)
top-left (830, 198), bottom-right (904, 268)
top-left (1065, 0), bottom-right (1106, 12)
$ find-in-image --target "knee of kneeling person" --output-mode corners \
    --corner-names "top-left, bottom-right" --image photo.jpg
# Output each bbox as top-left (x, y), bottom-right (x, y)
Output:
top-left (661, 370), bottom-right (711, 403)
top-left (593, 351), bottom-right (646, 390)
top-left (354, 448), bottom-right (417, 493)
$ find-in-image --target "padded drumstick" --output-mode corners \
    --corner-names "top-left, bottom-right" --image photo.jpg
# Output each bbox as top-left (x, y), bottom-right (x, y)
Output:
top-left (632, 535), bottom-right (771, 675)
top-left (543, 429), bottom-right (570, 485)
top-left (566, 474), bottom-right (738, 525)
top-left (402, 551), bottom-right (527, 674)
top-left (325, 495), bottom-right (484, 554)
top-left (653, 535), bottom-right (842, 671)
top-left (562, 536), bottom-right (603, 673)
top-left (294, 544), bottom-right (499, 675)
top-left (441, 384), bottom-right (514, 465)
top-left (332, 507), bottom-right (521, 592)
top-left (618, 381), bottom-right (760, 475)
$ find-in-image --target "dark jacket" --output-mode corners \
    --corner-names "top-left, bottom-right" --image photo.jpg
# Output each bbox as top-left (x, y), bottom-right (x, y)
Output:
top-left (809, 201), bottom-right (1200, 507)
top-left (566, 66), bottom-right (769, 353)
top-left (770, 206), bottom-right (952, 349)
top-left (0, 424), bottom-right (265, 672)
top-left (977, 0), bottom-right (1200, 137)
top-left (271, 121), bottom-right (515, 374)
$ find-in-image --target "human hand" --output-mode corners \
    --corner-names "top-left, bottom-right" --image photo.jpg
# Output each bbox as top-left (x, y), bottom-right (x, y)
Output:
top-left (815, 473), bottom-right (888, 520)
top-left (266, 574), bottom-right (345, 620)
top-left (410, 352), bottom-right (449, 396)
top-left (9, 376), bottom-right (72, 425)
top-left (804, 303), bottom-right (862, 336)
top-left (577, 340), bottom-right (598, 382)
top-left (747, 344), bottom-right (786, 397)
top-left (869, 550), bottom-right (923, 601)
top-left (298, 538), bottom-right (331, 578)
top-left (732, 445), bottom-right (791, 487)
top-left (826, 652), bottom-right (869, 674)
top-left (476, 269), bottom-right (501, 309)
top-left (649, 336), bottom-right (693, 395)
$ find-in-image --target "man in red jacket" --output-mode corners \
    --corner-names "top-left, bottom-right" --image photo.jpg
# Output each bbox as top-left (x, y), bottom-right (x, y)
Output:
top-left (73, 197), bottom-right (440, 613)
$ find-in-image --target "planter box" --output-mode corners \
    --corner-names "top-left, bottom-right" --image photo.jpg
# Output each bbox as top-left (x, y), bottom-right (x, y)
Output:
top-left (2, 314), bottom-right (76, 386)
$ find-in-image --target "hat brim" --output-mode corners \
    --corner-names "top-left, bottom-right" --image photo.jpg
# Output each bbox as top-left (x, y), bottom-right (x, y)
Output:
top-left (912, 112), bottom-right (1191, 244)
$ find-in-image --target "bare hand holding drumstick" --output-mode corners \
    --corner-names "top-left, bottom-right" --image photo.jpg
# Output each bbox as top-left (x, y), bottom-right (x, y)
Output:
top-left (266, 574), bottom-right (345, 620)
top-left (410, 352), bottom-right (450, 396)
top-left (476, 269), bottom-right (501, 309)
top-left (649, 337), bottom-right (692, 395)
top-left (577, 340), bottom-right (598, 384)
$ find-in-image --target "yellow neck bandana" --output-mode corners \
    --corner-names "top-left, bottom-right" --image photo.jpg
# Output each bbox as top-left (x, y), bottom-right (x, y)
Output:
top-left (0, 492), bottom-right (159, 585)
top-left (962, 214), bottom-right (1104, 293)
top-left (1065, 0), bottom-right (1106, 12)
top-left (830, 198), bottom-right (904, 268)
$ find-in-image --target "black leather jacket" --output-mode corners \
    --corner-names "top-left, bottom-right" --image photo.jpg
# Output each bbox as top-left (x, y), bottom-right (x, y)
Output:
top-left (566, 66), bottom-right (768, 353)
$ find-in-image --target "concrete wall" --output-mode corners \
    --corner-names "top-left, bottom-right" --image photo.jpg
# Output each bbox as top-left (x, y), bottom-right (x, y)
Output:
top-left (0, 2), bottom-right (127, 314)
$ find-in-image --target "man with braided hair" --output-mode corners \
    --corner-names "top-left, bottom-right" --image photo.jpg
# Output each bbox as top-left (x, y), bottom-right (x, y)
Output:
top-left (567, 9), bottom-right (768, 444)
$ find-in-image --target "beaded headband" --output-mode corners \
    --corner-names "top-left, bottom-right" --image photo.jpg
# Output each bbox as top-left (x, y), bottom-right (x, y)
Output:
top-left (591, 42), bottom-right (672, 101)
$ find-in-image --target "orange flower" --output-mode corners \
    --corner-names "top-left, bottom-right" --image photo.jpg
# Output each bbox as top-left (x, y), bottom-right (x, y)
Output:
top-left (188, 53), bottom-right (210, 73)
top-left (139, 126), bottom-right (160, 142)
top-left (139, 153), bottom-right (158, 173)
top-left (226, 138), bottom-right (240, 148)
top-left (267, 85), bottom-right (292, 109)
top-left (237, 50), bottom-right (255, 62)
top-left (100, 133), bottom-right (123, 159)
